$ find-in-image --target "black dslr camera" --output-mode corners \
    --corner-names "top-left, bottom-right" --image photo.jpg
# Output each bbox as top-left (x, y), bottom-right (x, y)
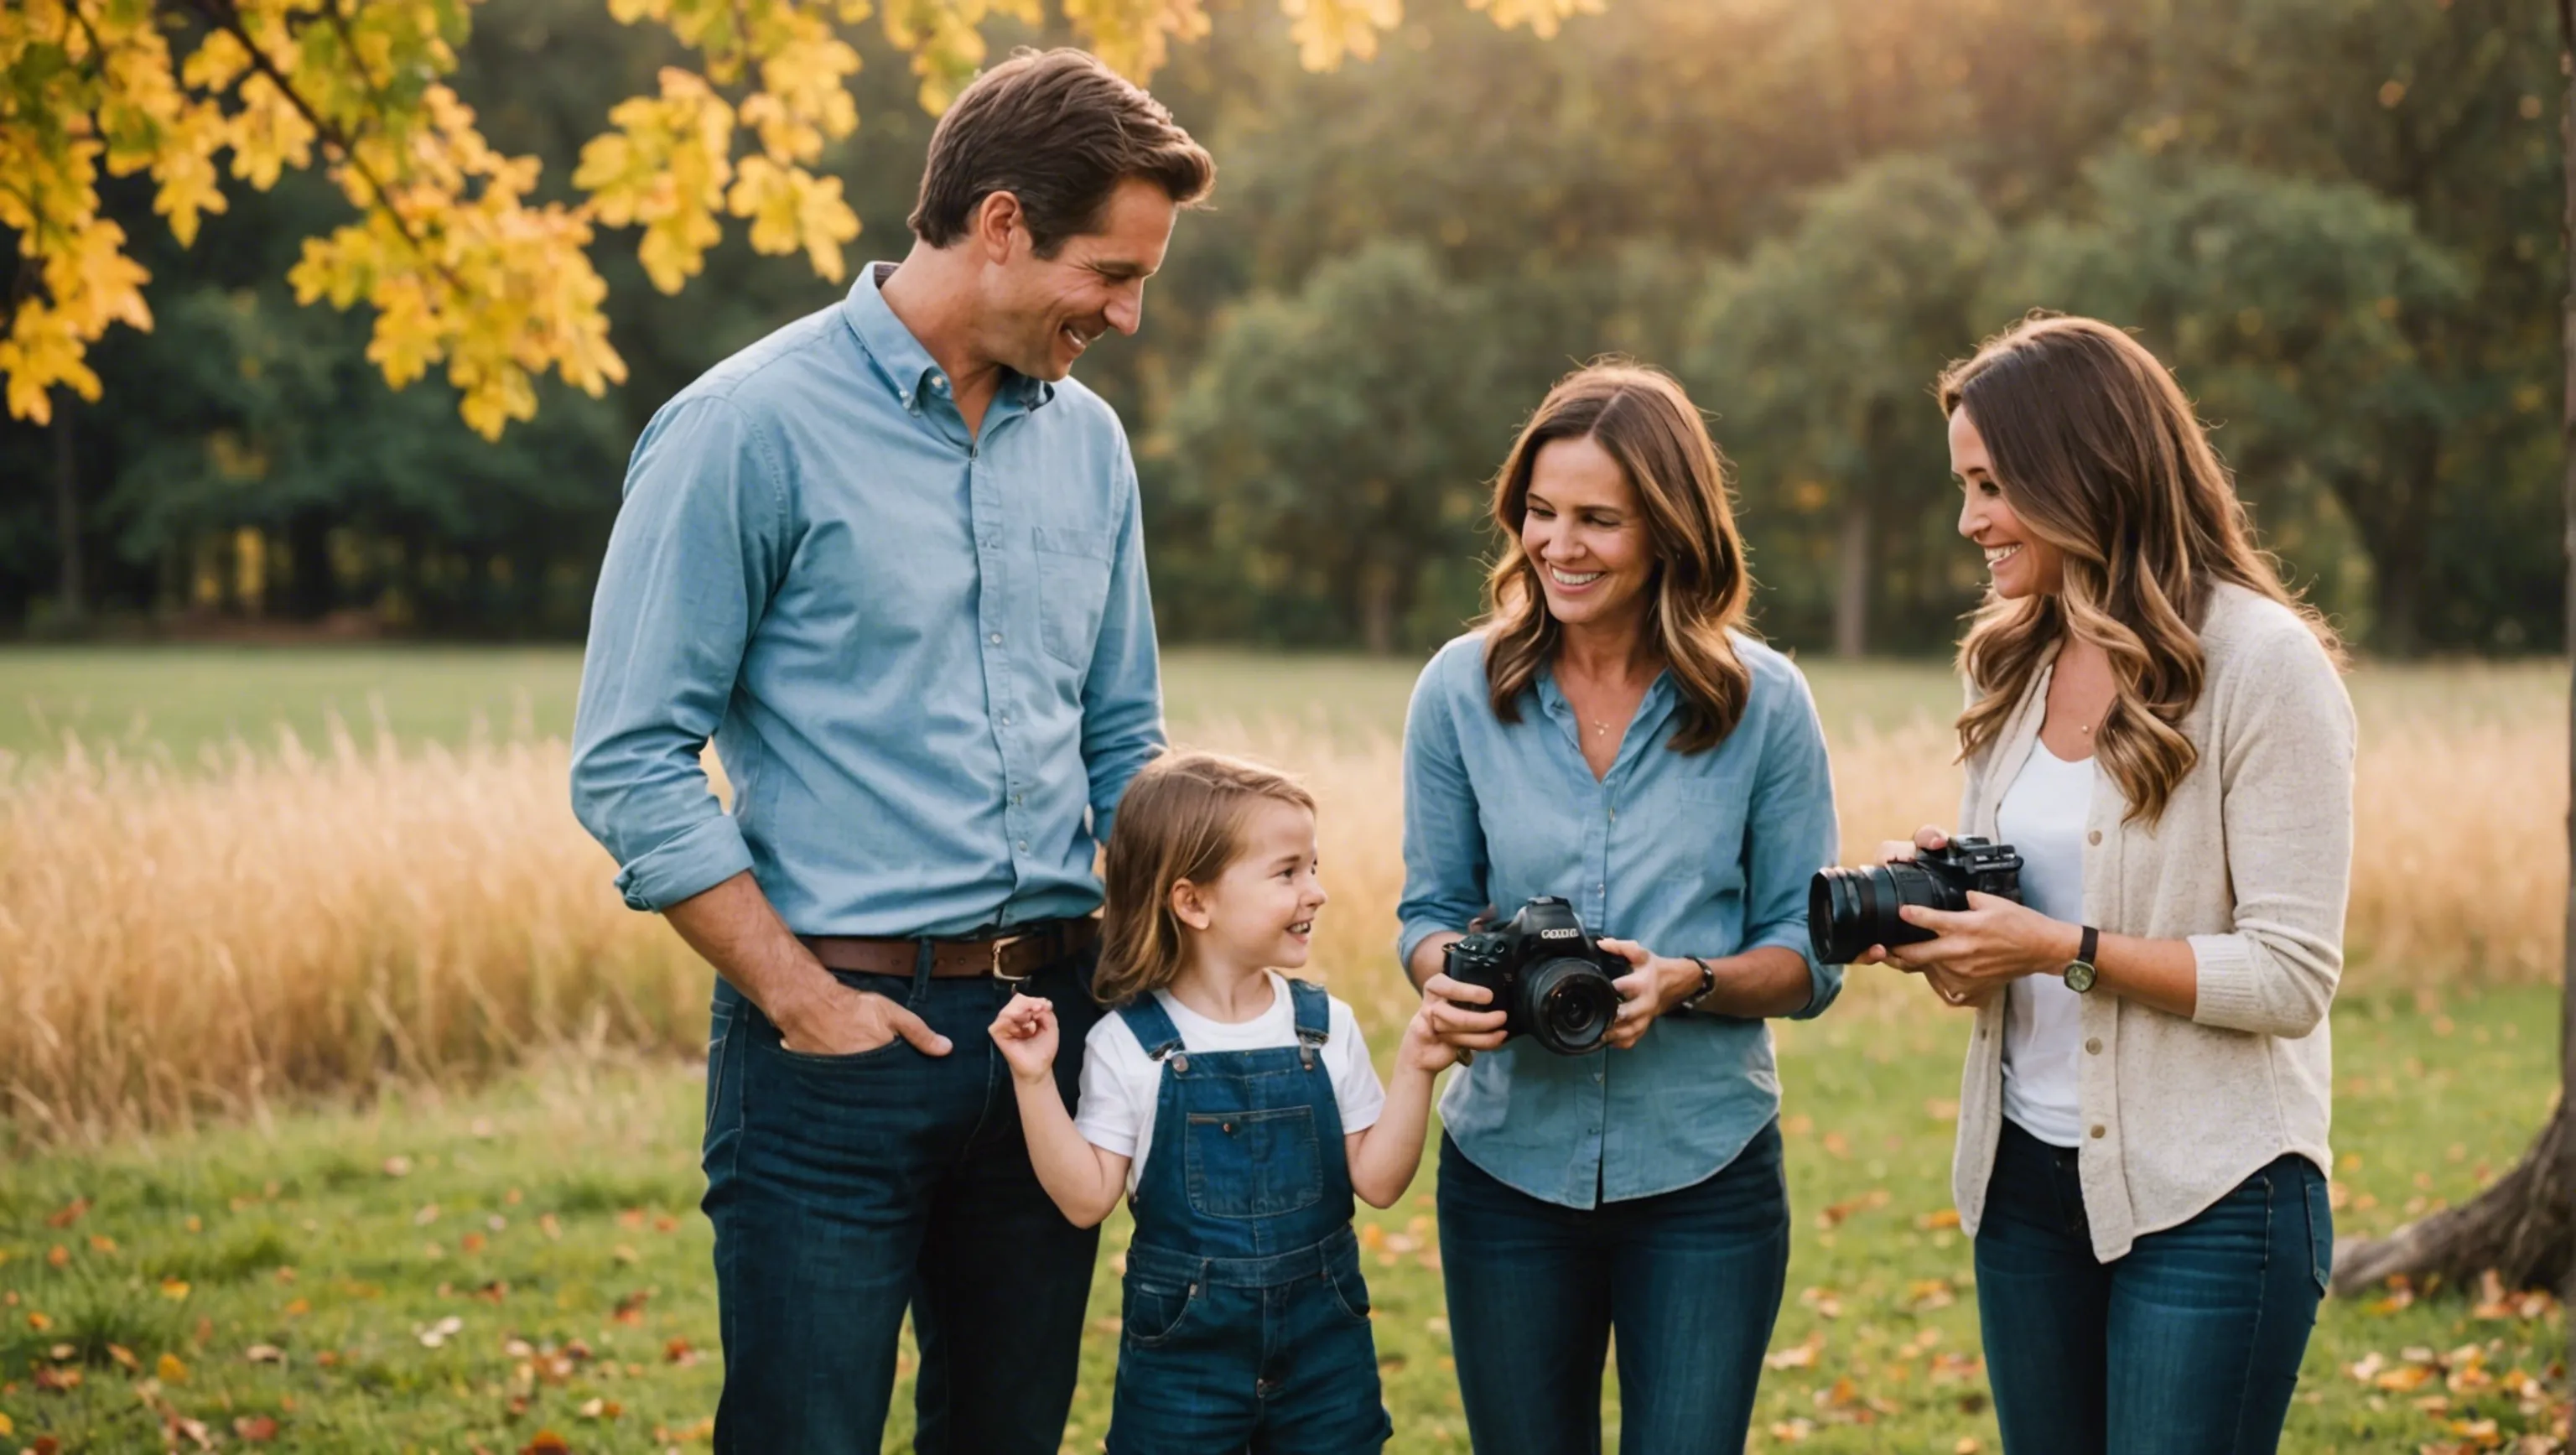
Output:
top-left (1807, 837), bottom-right (2025, 965)
top-left (1441, 896), bottom-right (1626, 1056)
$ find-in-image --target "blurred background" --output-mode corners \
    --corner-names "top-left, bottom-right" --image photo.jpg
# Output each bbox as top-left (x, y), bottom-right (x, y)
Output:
top-left (2, 0), bottom-right (2560, 660)
top-left (3, 4), bottom-right (2568, 1449)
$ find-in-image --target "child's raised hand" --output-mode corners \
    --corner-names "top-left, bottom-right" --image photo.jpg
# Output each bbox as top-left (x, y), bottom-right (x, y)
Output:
top-left (1397, 1003), bottom-right (1462, 1074)
top-left (988, 993), bottom-right (1061, 1084)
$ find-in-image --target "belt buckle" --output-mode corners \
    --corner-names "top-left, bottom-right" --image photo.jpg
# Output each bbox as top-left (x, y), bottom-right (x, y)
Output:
top-left (989, 933), bottom-right (1031, 987)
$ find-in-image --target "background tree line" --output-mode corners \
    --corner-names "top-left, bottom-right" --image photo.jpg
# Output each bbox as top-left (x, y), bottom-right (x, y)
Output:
top-left (1, 0), bottom-right (2560, 657)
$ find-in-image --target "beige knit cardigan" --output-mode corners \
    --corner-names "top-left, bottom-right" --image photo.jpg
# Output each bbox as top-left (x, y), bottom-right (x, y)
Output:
top-left (1949, 581), bottom-right (2356, 1262)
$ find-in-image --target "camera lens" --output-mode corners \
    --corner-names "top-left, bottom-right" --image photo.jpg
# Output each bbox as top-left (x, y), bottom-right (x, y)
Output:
top-left (1520, 957), bottom-right (1618, 1055)
top-left (1807, 862), bottom-right (1967, 965)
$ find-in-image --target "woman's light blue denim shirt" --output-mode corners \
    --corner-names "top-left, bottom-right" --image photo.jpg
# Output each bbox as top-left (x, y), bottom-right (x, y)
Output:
top-left (1398, 630), bottom-right (1841, 1208)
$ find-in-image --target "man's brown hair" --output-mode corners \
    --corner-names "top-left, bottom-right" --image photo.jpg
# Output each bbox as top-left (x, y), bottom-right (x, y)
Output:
top-left (1093, 752), bottom-right (1315, 1007)
top-left (909, 48), bottom-right (1214, 254)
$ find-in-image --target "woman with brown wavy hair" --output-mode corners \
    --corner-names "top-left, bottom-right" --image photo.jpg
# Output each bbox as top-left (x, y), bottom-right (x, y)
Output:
top-left (1862, 314), bottom-right (2354, 1452)
top-left (1397, 361), bottom-right (1841, 1453)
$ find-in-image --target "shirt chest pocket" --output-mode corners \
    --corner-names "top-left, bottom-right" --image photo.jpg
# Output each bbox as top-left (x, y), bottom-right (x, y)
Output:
top-left (1034, 526), bottom-right (1115, 671)
top-left (1647, 778), bottom-right (1752, 885)
top-left (1182, 1106), bottom-right (1321, 1220)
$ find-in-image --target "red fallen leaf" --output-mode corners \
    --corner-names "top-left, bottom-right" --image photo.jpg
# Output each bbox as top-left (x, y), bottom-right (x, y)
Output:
top-left (664, 1337), bottom-right (700, 1366)
top-left (45, 1198), bottom-right (90, 1228)
top-left (34, 1364), bottom-right (82, 1391)
top-left (613, 1291), bottom-right (651, 1325)
top-left (235, 1415), bottom-right (281, 1442)
top-left (618, 1208), bottom-right (647, 1229)
top-left (34, 1436), bottom-right (60, 1455)
top-left (519, 1431), bottom-right (574, 1454)
top-left (564, 1338), bottom-right (595, 1363)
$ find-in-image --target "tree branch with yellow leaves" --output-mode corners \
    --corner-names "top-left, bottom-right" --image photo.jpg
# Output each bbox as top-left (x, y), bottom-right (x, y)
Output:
top-left (0, 0), bottom-right (1603, 438)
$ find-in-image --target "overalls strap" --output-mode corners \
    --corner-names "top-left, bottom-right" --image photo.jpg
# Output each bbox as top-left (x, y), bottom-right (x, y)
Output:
top-left (1287, 978), bottom-right (1330, 1069)
top-left (1114, 994), bottom-right (1187, 1062)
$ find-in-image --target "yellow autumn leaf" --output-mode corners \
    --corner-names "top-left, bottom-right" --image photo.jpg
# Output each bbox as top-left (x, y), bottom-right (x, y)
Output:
top-left (158, 1351), bottom-right (190, 1383)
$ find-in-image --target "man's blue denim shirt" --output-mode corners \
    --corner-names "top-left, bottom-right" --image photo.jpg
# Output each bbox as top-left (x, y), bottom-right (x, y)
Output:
top-left (1397, 631), bottom-right (1841, 1208)
top-left (570, 262), bottom-right (1165, 937)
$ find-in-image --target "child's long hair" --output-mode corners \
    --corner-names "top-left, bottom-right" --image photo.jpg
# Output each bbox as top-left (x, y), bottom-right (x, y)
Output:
top-left (1094, 751), bottom-right (1317, 1006)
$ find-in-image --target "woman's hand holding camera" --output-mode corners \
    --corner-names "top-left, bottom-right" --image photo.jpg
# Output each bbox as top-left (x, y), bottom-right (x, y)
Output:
top-left (1856, 825), bottom-right (2079, 1008)
top-left (1595, 938), bottom-right (1704, 1050)
top-left (1418, 972), bottom-right (1511, 1055)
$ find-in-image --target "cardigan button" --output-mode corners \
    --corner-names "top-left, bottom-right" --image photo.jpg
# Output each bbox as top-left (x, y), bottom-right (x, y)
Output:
top-left (2087, 829), bottom-right (2102, 845)
top-left (2085, 1037), bottom-right (2102, 1054)
top-left (2088, 1124), bottom-right (2106, 1140)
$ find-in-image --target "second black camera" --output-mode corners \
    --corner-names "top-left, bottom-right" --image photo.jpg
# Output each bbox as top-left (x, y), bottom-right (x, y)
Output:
top-left (1807, 837), bottom-right (2024, 965)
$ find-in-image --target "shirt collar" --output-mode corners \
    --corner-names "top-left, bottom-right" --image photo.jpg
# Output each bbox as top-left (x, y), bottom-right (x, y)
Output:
top-left (841, 262), bottom-right (1055, 415)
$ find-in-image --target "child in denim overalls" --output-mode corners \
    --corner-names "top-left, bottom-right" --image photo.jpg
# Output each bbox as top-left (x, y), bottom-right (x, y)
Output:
top-left (990, 751), bottom-right (1453, 1452)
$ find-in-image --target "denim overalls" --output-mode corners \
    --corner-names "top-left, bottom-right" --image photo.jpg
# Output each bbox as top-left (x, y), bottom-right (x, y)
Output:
top-left (1107, 980), bottom-right (1394, 1454)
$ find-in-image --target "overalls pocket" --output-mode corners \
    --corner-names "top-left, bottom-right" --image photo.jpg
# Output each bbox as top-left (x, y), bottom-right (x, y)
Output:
top-left (1183, 1106), bottom-right (1322, 1220)
top-left (1121, 1274), bottom-right (1202, 1348)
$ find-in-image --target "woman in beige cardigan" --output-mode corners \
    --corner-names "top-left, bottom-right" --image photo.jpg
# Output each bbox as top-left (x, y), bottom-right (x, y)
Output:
top-left (1857, 315), bottom-right (2354, 1454)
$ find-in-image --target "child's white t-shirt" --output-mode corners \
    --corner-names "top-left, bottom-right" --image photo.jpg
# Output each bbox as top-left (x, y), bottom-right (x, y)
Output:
top-left (1074, 971), bottom-right (1386, 1194)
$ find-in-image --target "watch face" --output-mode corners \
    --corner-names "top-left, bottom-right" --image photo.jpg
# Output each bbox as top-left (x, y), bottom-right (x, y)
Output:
top-left (2064, 959), bottom-right (2098, 994)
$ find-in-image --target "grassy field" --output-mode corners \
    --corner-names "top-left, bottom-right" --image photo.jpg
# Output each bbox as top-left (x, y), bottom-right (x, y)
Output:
top-left (0, 646), bottom-right (2567, 1452)
top-left (5, 646), bottom-right (2563, 763)
top-left (0, 985), bottom-right (2558, 1453)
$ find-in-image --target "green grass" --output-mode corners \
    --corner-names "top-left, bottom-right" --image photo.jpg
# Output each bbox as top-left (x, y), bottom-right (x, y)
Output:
top-left (2, 645), bottom-right (2562, 766)
top-left (0, 985), bottom-right (2559, 1453)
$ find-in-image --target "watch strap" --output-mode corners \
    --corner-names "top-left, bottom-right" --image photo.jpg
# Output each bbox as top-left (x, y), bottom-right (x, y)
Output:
top-left (2078, 924), bottom-right (2099, 966)
top-left (1687, 955), bottom-right (1716, 1006)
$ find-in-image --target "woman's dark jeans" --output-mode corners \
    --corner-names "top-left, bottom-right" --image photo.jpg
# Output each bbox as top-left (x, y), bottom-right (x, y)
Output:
top-left (1436, 1121), bottom-right (1789, 1455)
top-left (1975, 1120), bottom-right (2332, 1455)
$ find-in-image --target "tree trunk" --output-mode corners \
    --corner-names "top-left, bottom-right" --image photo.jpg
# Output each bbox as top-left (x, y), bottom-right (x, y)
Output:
top-left (1358, 560), bottom-right (1398, 655)
top-left (51, 398), bottom-right (85, 622)
top-left (2335, 19), bottom-right (2576, 1400)
top-left (283, 512), bottom-right (335, 621)
top-left (2329, 1098), bottom-right (2572, 1299)
top-left (1833, 494), bottom-right (1872, 658)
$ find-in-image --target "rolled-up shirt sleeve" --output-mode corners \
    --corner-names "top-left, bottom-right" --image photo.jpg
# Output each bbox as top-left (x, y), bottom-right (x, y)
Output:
top-left (569, 395), bottom-right (790, 912)
top-left (1739, 663), bottom-right (1841, 1017)
top-left (2189, 625), bottom-right (2355, 1038)
top-left (1079, 444), bottom-right (1166, 848)
top-left (1397, 651), bottom-right (1490, 975)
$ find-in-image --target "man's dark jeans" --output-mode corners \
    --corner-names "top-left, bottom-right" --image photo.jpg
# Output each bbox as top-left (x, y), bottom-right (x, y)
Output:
top-left (700, 949), bottom-right (1104, 1454)
top-left (1975, 1119), bottom-right (2331, 1455)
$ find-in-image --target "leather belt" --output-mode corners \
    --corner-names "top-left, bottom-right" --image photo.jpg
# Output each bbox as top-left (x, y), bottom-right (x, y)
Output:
top-left (799, 917), bottom-right (1099, 985)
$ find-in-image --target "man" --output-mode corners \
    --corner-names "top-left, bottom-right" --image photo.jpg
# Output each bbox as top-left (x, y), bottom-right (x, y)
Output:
top-left (569, 49), bottom-right (1212, 1453)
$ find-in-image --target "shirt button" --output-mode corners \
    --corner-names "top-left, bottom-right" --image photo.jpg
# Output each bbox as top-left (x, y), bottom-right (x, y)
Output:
top-left (1012, 792), bottom-right (1025, 806)
top-left (989, 632), bottom-right (1003, 645)
top-left (2088, 1124), bottom-right (2106, 1140)
top-left (2087, 829), bottom-right (2102, 845)
top-left (999, 712), bottom-right (1012, 725)
top-left (2085, 1037), bottom-right (2103, 1054)
top-left (1017, 839), bottom-right (1030, 852)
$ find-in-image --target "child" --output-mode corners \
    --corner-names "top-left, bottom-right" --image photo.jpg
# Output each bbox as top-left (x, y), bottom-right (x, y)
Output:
top-left (989, 751), bottom-right (1453, 1454)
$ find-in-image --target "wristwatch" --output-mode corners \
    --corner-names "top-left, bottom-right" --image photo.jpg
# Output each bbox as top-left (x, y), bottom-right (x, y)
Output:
top-left (2063, 925), bottom-right (2101, 995)
top-left (1686, 955), bottom-right (1716, 1006)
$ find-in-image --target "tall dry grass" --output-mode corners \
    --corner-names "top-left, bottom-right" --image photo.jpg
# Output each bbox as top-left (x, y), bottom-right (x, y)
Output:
top-left (0, 706), bottom-right (2560, 1146)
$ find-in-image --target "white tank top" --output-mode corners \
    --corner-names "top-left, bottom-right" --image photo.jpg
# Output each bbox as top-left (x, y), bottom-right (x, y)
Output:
top-left (1996, 740), bottom-right (2095, 1148)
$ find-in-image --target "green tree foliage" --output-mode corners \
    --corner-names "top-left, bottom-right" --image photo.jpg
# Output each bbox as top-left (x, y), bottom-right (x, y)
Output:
top-left (1158, 242), bottom-right (1517, 651)
top-left (1688, 157), bottom-right (1998, 657)
top-left (2, 0), bottom-right (2562, 653)
top-left (1995, 155), bottom-right (2477, 651)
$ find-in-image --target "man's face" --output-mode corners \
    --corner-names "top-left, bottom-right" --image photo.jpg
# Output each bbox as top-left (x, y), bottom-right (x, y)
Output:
top-left (981, 177), bottom-right (1178, 382)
